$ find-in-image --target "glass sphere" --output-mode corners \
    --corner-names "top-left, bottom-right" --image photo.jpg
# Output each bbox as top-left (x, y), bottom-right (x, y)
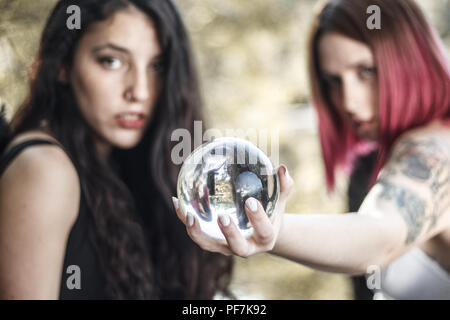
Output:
top-left (177, 137), bottom-right (279, 240)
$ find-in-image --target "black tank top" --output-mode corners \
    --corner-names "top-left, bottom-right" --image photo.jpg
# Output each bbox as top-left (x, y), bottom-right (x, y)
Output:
top-left (0, 139), bottom-right (109, 299)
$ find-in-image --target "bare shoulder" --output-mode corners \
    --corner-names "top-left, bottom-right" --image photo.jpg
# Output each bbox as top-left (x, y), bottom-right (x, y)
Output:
top-left (0, 130), bottom-right (80, 228)
top-left (381, 124), bottom-right (450, 182)
top-left (391, 119), bottom-right (450, 154)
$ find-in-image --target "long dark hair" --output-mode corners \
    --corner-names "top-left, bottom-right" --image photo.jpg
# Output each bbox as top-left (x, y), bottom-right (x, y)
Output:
top-left (0, 0), bottom-right (232, 299)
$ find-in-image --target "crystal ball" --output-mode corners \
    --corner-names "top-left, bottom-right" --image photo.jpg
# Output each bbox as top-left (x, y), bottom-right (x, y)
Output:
top-left (177, 137), bottom-right (279, 240)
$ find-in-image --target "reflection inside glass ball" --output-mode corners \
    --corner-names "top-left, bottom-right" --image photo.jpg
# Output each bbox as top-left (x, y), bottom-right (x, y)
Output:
top-left (177, 137), bottom-right (279, 240)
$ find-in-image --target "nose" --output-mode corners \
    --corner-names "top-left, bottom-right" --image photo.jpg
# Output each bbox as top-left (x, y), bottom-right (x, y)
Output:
top-left (125, 66), bottom-right (150, 102)
top-left (341, 76), bottom-right (373, 122)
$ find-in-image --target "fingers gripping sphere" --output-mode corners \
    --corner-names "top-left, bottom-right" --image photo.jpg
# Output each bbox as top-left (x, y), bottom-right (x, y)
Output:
top-left (176, 137), bottom-right (279, 240)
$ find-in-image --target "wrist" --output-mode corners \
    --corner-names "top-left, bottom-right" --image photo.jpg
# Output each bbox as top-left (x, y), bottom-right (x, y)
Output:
top-left (270, 212), bottom-right (287, 254)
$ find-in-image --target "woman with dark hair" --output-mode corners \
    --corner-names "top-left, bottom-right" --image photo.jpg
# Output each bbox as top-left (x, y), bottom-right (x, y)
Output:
top-left (0, 0), bottom-right (232, 299)
top-left (174, 0), bottom-right (450, 299)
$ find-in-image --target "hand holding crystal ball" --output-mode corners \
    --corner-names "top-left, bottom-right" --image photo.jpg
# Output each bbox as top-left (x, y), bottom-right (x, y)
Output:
top-left (176, 137), bottom-right (279, 240)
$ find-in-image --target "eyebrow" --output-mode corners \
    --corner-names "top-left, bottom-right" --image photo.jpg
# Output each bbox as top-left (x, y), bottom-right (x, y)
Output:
top-left (92, 43), bottom-right (130, 54)
top-left (91, 43), bottom-right (164, 59)
top-left (321, 61), bottom-right (376, 76)
top-left (348, 61), bottom-right (375, 68)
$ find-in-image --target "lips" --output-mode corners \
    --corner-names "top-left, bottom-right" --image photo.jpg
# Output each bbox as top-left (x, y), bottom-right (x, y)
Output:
top-left (356, 121), bottom-right (374, 129)
top-left (352, 118), bottom-right (375, 129)
top-left (115, 112), bottom-right (146, 129)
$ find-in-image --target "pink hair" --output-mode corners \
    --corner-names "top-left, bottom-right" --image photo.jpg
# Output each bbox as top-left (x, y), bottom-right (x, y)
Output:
top-left (308, 0), bottom-right (450, 191)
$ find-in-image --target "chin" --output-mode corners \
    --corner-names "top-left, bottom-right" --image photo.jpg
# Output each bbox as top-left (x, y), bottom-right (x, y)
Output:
top-left (111, 132), bottom-right (145, 149)
top-left (114, 139), bottom-right (141, 150)
top-left (355, 127), bottom-right (378, 141)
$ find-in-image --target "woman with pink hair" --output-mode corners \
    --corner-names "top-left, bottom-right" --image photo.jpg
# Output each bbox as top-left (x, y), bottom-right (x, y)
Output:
top-left (173, 0), bottom-right (450, 299)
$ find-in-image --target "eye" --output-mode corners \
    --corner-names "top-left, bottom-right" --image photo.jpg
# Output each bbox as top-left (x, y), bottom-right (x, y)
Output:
top-left (98, 56), bottom-right (122, 70)
top-left (323, 74), bottom-right (341, 88)
top-left (359, 66), bottom-right (377, 79)
top-left (150, 61), bottom-right (164, 73)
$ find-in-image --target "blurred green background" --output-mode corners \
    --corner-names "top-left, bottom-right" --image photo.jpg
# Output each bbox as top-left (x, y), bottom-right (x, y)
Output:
top-left (1, 0), bottom-right (449, 299)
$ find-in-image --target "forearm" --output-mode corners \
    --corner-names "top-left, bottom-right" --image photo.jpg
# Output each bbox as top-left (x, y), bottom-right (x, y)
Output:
top-left (271, 213), bottom-right (404, 275)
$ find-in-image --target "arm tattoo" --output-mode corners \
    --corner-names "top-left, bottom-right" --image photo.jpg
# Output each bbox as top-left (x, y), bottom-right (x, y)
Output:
top-left (378, 180), bottom-right (427, 244)
top-left (378, 136), bottom-right (450, 244)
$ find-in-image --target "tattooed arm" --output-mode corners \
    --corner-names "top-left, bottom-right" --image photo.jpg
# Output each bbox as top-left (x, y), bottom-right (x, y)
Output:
top-left (370, 135), bottom-right (450, 245)
top-left (271, 133), bottom-right (450, 274)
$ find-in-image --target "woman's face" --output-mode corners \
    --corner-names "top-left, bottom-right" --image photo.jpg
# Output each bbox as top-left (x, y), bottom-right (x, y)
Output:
top-left (65, 7), bottom-right (163, 157)
top-left (318, 32), bottom-right (378, 141)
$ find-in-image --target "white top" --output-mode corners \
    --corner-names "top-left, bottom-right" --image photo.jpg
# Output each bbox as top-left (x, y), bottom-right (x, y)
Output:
top-left (372, 247), bottom-right (450, 300)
